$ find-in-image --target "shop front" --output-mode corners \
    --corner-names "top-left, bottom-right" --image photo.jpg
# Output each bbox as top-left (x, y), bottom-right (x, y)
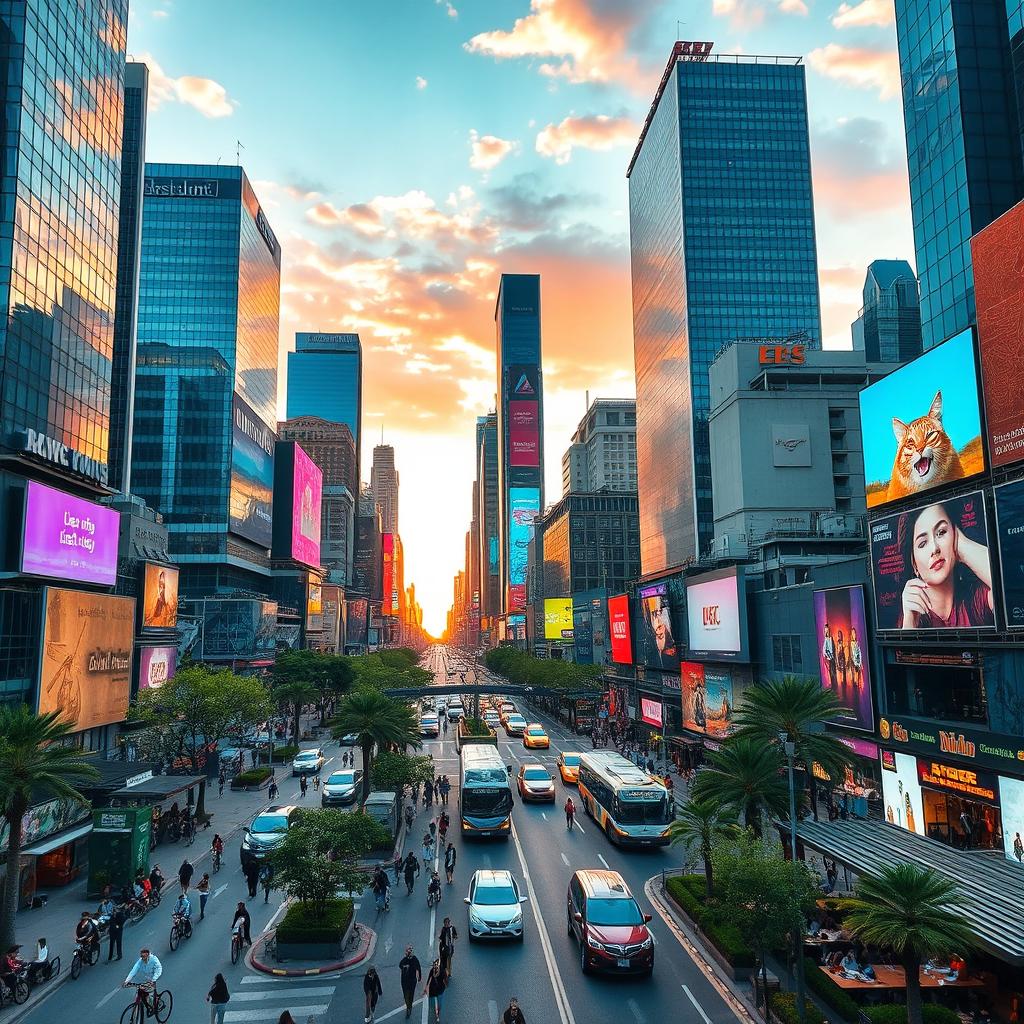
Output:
top-left (917, 758), bottom-right (1002, 851)
top-left (813, 737), bottom-right (883, 820)
top-left (108, 774), bottom-right (207, 849)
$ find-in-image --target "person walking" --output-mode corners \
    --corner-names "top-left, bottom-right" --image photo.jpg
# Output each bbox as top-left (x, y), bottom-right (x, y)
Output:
top-left (207, 973), bottom-right (230, 1024)
top-left (443, 842), bottom-right (456, 885)
top-left (299, 774), bottom-right (308, 798)
top-left (398, 945), bottom-right (421, 1020)
top-left (440, 777), bottom-right (450, 806)
top-left (403, 852), bottom-right (421, 895)
top-left (422, 959), bottom-right (447, 1023)
top-left (196, 873), bottom-right (211, 920)
top-left (243, 860), bottom-right (259, 899)
top-left (178, 857), bottom-right (194, 895)
top-left (438, 917), bottom-right (458, 979)
top-left (421, 831), bottom-right (434, 869)
top-left (259, 863), bottom-right (274, 904)
top-left (363, 966), bottom-right (382, 1023)
top-left (279, 1013), bottom-right (296, 1024)
top-left (502, 998), bottom-right (526, 1024)
top-left (424, 780), bottom-right (434, 808)
top-left (564, 796), bottom-right (576, 831)
top-left (106, 903), bottom-right (125, 961)
top-left (268, 777), bottom-right (279, 801)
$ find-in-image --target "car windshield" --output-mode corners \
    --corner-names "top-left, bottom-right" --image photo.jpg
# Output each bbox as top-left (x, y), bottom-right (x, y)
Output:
top-left (475, 883), bottom-right (518, 906)
top-left (586, 897), bottom-right (644, 927)
top-left (524, 769), bottom-right (550, 782)
top-left (295, 752), bottom-right (319, 761)
top-left (614, 795), bottom-right (673, 826)
top-left (327, 772), bottom-right (355, 785)
top-left (562, 755), bottom-right (580, 766)
top-left (252, 815), bottom-right (288, 833)
top-left (527, 728), bottom-right (544, 736)
top-left (509, 717), bottom-right (525, 725)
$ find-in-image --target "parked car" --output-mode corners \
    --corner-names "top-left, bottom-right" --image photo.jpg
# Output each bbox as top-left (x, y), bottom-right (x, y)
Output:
top-left (292, 748), bottom-right (325, 776)
top-left (517, 764), bottom-right (556, 803)
top-left (567, 869), bottom-right (654, 976)
top-left (240, 806), bottom-right (299, 868)
top-left (321, 769), bottom-right (362, 807)
top-left (464, 869), bottom-right (527, 941)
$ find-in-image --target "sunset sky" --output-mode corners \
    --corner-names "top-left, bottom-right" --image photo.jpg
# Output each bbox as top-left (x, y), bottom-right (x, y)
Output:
top-left (128, 0), bottom-right (914, 635)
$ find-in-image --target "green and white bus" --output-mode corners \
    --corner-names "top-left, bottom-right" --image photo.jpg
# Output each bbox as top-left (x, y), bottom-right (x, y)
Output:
top-left (578, 750), bottom-right (673, 847)
top-left (459, 744), bottom-right (514, 839)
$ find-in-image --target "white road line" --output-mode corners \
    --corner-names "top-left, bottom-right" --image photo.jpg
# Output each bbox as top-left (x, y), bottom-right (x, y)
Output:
top-left (573, 819), bottom-right (586, 835)
top-left (224, 1007), bottom-right (328, 1022)
top-left (213, 883), bottom-right (228, 898)
top-left (541, 812), bottom-right (547, 821)
top-left (229, 986), bottom-right (335, 1001)
top-left (240, 976), bottom-right (300, 984)
top-left (682, 985), bottom-right (714, 1024)
top-left (560, 852), bottom-right (570, 866)
top-left (598, 854), bottom-right (610, 869)
top-left (488, 999), bottom-right (500, 1024)
top-left (95, 987), bottom-right (122, 1010)
top-left (627, 997), bottom-right (647, 1023)
top-left (375, 998), bottom-right (424, 1022)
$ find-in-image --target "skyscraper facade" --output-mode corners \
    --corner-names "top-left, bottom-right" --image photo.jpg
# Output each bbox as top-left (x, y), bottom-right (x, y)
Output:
top-left (371, 444), bottom-right (399, 534)
top-left (475, 413), bottom-right (500, 630)
top-left (628, 44), bottom-right (822, 574)
top-left (130, 164), bottom-right (281, 592)
top-left (850, 260), bottom-right (923, 362)
top-left (561, 398), bottom-right (637, 496)
top-left (495, 274), bottom-right (545, 623)
top-left (894, 0), bottom-right (1024, 347)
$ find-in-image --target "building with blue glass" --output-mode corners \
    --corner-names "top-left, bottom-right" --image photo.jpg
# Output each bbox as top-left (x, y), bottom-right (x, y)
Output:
top-left (895, 0), bottom-right (1024, 348)
top-left (475, 412), bottom-right (500, 633)
top-left (628, 44), bottom-right (821, 574)
top-left (851, 260), bottom-right (923, 362)
top-left (130, 163), bottom-right (281, 596)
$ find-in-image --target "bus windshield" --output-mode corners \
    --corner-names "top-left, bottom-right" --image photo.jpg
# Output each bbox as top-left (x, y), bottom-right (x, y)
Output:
top-left (614, 796), bottom-right (672, 826)
top-left (462, 787), bottom-right (514, 818)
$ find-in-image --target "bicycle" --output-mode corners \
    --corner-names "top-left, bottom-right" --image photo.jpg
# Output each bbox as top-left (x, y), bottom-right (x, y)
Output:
top-left (212, 849), bottom-right (222, 874)
top-left (230, 930), bottom-right (243, 966)
top-left (120, 983), bottom-right (172, 1024)
top-left (0, 968), bottom-right (30, 1006)
top-left (343, 923), bottom-right (362, 956)
top-left (427, 886), bottom-right (441, 909)
top-left (70, 937), bottom-right (100, 979)
top-left (168, 914), bottom-right (192, 951)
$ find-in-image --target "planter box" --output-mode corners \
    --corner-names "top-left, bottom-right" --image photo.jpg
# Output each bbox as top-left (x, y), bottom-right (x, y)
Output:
top-left (668, 894), bottom-right (755, 981)
top-left (456, 727), bottom-right (497, 753)
top-left (274, 908), bottom-right (354, 963)
top-left (230, 776), bottom-right (271, 792)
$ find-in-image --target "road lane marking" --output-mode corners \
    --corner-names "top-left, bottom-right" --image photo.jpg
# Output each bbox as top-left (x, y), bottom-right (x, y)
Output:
top-left (375, 998), bottom-right (424, 1021)
top-left (560, 852), bottom-right (570, 866)
top-left (489, 1000), bottom-right (499, 1024)
top-left (573, 819), bottom-right (586, 834)
top-left (224, 1007), bottom-right (328, 1022)
top-left (230, 986), bottom-right (335, 1001)
top-left (628, 998), bottom-right (647, 1023)
top-left (541, 812), bottom-right (547, 821)
top-left (598, 854), bottom-right (610, 869)
top-left (213, 883), bottom-right (229, 898)
top-left (683, 985), bottom-right (714, 1024)
top-left (96, 987), bottom-right (122, 1009)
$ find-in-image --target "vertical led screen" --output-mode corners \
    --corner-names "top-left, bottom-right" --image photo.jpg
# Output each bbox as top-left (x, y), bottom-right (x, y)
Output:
top-left (142, 563), bottom-right (179, 629)
top-left (999, 776), bottom-right (1024, 867)
top-left (382, 533), bottom-right (395, 615)
top-left (346, 598), bottom-right (368, 647)
top-left (508, 400), bottom-right (539, 467)
top-left (543, 597), bottom-right (573, 640)
top-left (292, 445), bottom-right (322, 568)
top-left (812, 586), bottom-right (874, 732)
top-left (637, 582), bottom-right (680, 671)
top-left (229, 392), bottom-right (275, 546)
top-left (880, 751), bottom-right (925, 836)
top-left (138, 646), bottom-right (177, 690)
top-left (681, 663), bottom-right (735, 737)
top-left (608, 594), bottom-right (632, 664)
top-left (573, 605), bottom-right (594, 663)
top-left (995, 479), bottom-right (1024, 629)
top-left (507, 487), bottom-right (539, 611)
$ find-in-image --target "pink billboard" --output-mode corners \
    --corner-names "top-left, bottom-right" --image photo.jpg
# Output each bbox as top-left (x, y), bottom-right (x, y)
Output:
top-left (292, 444), bottom-right (322, 567)
top-left (138, 646), bottom-right (177, 690)
top-left (508, 400), bottom-right (539, 467)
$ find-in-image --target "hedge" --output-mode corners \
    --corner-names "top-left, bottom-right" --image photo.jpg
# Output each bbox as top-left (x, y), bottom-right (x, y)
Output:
top-left (276, 898), bottom-right (353, 945)
top-left (863, 1005), bottom-right (960, 1024)
top-left (770, 993), bottom-right (826, 1024)
top-left (805, 958), bottom-right (861, 1021)
top-left (233, 767), bottom-right (272, 786)
top-left (666, 875), bottom-right (756, 967)
top-left (460, 717), bottom-right (492, 737)
top-left (270, 744), bottom-right (300, 762)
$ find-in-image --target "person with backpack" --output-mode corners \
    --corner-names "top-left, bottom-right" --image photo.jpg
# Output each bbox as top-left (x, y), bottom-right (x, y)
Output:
top-left (444, 842), bottom-right (456, 885)
top-left (403, 852), bottom-right (421, 895)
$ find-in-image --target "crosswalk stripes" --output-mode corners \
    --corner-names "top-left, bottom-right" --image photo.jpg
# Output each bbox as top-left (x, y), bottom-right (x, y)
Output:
top-left (224, 974), bottom-right (338, 1022)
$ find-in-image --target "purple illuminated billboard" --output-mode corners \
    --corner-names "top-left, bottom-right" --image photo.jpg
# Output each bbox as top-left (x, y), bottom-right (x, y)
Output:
top-left (22, 481), bottom-right (120, 585)
top-left (138, 646), bottom-right (177, 690)
top-left (292, 445), bottom-right (322, 568)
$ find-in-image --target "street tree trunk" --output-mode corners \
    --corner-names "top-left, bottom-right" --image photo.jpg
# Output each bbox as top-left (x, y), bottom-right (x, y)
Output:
top-left (701, 839), bottom-right (715, 896)
top-left (1, 801), bottom-right (27, 952)
top-left (903, 950), bottom-right (924, 1024)
top-left (361, 737), bottom-right (374, 803)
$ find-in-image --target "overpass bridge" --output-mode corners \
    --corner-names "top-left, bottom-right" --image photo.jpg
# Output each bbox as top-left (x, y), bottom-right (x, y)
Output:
top-left (382, 682), bottom-right (600, 701)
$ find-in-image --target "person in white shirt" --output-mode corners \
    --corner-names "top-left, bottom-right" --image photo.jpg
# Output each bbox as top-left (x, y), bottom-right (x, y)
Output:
top-left (123, 948), bottom-right (163, 1014)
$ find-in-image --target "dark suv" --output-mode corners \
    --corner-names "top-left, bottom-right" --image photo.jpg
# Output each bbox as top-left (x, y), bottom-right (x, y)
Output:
top-left (567, 869), bottom-right (654, 976)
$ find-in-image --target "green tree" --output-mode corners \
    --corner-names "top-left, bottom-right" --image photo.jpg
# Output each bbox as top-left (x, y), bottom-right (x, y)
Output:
top-left (668, 797), bottom-right (739, 896)
top-left (331, 690), bottom-right (421, 802)
top-left (272, 650), bottom-right (353, 726)
top-left (370, 750), bottom-right (435, 797)
top-left (271, 678), bottom-right (319, 746)
top-left (692, 738), bottom-right (789, 838)
top-left (0, 707), bottom-right (99, 949)
top-left (839, 865), bottom-right (975, 1024)
top-left (483, 648), bottom-right (601, 692)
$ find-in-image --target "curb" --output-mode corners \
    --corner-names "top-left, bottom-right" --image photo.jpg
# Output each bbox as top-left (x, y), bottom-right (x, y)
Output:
top-left (249, 925), bottom-right (377, 977)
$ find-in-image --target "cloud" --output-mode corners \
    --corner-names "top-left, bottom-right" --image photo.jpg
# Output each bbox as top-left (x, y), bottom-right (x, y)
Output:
top-left (487, 172), bottom-right (596, 232)
top-left (151, 8), bottom-right (169, 18)
top-left (436, 0), bottom-right (457, 17)
top-left (807, 43), bottom-right (901, 99)
top-left (468, 130), bottom-right (518, 172)
top-left (137, 52), bottom-right (236, 117)
top-left (831, 0), bottom-right (894, 28)
top-left (415, 75), bottom-right (428, 90)
top-left (535, 113), bottom-right (638, 165)
top-left (712, 0), bottom-right (809, 27)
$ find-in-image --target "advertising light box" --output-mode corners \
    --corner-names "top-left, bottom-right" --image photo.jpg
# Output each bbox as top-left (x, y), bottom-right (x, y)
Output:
top-left (681, 663), bottom-right (735, 737)
top-left (880, 750), bottom-right (925, 836)
top-left (685, 567), bottom-right (748, 660)
top-left (508, 401), bottom-right (539, 467)
top-left (812, 586), bottom-right (874, 732)
top-left (142, 563), bottom-right (179, 629)
top-left (229, 393), bottom-right (275, 547)
top-left (544, 598), bottom-right (573, 640)
top-left (640, 697), bottom-right (663, 728)
top-left (292, 444), bottom-right (322, 568)
top-left (138, 646), bottom-right (177, 690)
top-left (608, 594), bottom-right (633, 664)
top-left (995, 479), bottom-right (1024, 629)
top-left (22, 481), bottom-right (120, 585)
top-left (637, 582), bottom-right (680, 671)
top-left (507, 487), bottom-right (540, 611)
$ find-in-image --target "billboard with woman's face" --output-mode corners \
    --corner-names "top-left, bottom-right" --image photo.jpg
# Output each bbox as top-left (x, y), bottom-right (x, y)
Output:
top-left (869, 491), bottom-right (995, 631)
top-left (637, 583), bottom-right (679, 671)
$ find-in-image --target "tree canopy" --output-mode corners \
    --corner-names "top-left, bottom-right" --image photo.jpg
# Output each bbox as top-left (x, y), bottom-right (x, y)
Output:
top-left (484, 647), bottom-right (602, 692)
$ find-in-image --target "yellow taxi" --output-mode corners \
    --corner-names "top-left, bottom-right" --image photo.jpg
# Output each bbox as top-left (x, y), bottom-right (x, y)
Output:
top-left (557, 751), bottom-right (582, 784)
top-left (522, 723), bottom-right (549, 749)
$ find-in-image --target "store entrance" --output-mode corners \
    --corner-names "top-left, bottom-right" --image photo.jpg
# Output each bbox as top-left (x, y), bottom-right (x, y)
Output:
top-left (921, 789), bottom-right (1002, 850)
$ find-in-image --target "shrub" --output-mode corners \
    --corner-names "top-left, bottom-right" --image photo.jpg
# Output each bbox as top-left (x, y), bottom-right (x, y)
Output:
top-left (770, 993), bottom-right (826, 1024)
top-left (804, 958), bottom-right (861, 1021)
top-left (460, 717), bottom-right (492, 737)
top-left (276, 898), bottom-right (353, 945)
top-left (863, 1006), bottom-right (960, 1024)
top-left (233, 767), bottom-right (272, 786)
top-left (270, 744), bottom-right (299, 762)
top-left (666, 875), bottom-right (756, 967)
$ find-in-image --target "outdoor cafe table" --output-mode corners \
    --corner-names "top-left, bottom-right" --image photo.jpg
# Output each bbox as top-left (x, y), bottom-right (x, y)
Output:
top-left (820, 966), bottom-right (987, 991)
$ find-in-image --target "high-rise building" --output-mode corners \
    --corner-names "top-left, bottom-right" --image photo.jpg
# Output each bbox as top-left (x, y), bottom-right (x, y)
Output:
top-left (371, 444), bottom-right (399, 534)
top-left (562, 399), bottom-right (637, 496)
top-left (628, 43), bottom-right (822, 573)
top-left (851, 260), bottom-right (923, 362)
top-left (894, 0), bottom-right (1024, 347)
top-left (496, 274), bottom-right (545, 624)
top-left (130, 164), bottom-right (281, 595)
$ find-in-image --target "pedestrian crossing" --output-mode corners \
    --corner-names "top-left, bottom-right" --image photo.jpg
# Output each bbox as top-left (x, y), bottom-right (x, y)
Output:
top-left (224, 974), bottom-right (338, 1023)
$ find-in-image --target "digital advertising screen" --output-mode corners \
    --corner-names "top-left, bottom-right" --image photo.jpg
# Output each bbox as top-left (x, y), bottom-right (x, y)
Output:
top-left (640, 697), bottom-right (663, 728)
top-left (608, 594), bottom-right (633, 664)
top-left (508, 400), bottom-right (540, 467)
top-left (998, 775), bottom-right (1024, 868)
top-left (507, 487), bottom-right (540, 611)
top-left (869, 490), bottom-right (995, 631)
top-left (307, 584), bottom-right (323, 631)
top-left (346, 598), bottom-right (368, 646)
top-left (573, 606), bottom-right (594, 664)
top-left (685, 567), bottom-right (747, 660)
top-left (292, 444), bottom-right (322, 567)
top-left (681, 663), bottom-right (735, 737)
top-left (544, 597), bottom-right (573, 640)
top-left (637, 582), bottom-right (679, 671)
top-left (382, 533), bottom-right (395, 615)
top-left (38, 588), bottom-right (134, 731)
top-left (142, 563), bottom-right (179, 629)
top-left (138, 646), bottom-right (177, 691)
top-left (995, 479), bottom-right (1024, 629)
top-left (21, 481), bottom-right (120, 586)
top-left (229, 392), bottom-right (275, 547)
top-left (880, 750), bottom-right (925, 836)
top-left (812, 586), bottom-right (874, 732)
top-left (858, 328), bottom-right (985, 510)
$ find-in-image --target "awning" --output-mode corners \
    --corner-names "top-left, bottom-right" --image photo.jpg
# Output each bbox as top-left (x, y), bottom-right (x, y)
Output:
top-left (795, 818), bottom-right (1024, 966)
top-left (79, 760), bottom-right (162, 798)
top-left (23, 822), bottom-right (93, 856)
top-left (109, 774), bottom-right (206, 803)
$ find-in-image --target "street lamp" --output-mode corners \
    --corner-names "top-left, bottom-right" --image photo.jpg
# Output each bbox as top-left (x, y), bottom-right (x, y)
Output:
top-left (782, 734), bottom-right (807, 1024)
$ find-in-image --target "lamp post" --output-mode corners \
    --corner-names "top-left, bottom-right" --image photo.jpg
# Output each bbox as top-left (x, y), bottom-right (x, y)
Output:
top-left (783, 736), bottom-right (807, 1024)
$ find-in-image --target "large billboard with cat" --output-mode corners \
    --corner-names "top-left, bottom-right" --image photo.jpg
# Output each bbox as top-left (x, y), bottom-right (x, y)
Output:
top-left (858, 329), bottom-right (985, 509)
top-left (869, 490), bottom-right (996, 631)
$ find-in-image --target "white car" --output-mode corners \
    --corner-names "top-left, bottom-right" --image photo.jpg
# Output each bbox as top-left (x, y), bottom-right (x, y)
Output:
top-left (484, 710), bottom-right (500, 728)
top-left (292, 748), bottom-right (325, 776)
top-left (464, 869), bottom-right (527, 941)
top-left (420, 714), bottom-right (440, 738)
top-left (446, 703), bottom-right (465, 723)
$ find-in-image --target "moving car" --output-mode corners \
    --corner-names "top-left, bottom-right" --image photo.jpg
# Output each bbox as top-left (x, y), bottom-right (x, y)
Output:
top-left (240, 806), bottom-right (299, 867)
top-left (292, 748), bottom-right (325, 776)
top-left (420, 714), bottom-right (440, 738)
top-left (483, 710), bottom-right (501, 729)
top-left (504, 714), bottom-right (527, 737)
top-left (557, 752), bottom-right (582, 784)
top-left (567, 869), bottom-right (654, 976)
top-left (321, 769), bottom-right (362, 807)
top-left (338, 732), bottom-right (359, 746)
top-left (517, 764), bottom-right (556, 802)
top-left (446, 702), bottom-right (465, 723)
top-left (522, 724), bottom-right (549, 749)
top-left (464, 869), bottom-right (527, 941)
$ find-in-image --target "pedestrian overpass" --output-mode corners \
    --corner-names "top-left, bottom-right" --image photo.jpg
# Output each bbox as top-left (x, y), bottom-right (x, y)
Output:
top-left (382, 683), bottom-right (599, 700)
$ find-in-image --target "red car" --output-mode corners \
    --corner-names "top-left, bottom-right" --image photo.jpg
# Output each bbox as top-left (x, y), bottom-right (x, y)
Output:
top-left (567, 869), bottom-right (654, 976)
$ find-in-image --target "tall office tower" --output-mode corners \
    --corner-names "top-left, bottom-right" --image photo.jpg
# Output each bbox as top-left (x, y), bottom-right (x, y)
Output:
top-left (475, 413), bottom-right (500, 628)
top-left (895, 1), bottom-right (1024, 347)
top-left (851, 261), bottom-right (923, 362)
top-left (131, 164), bottom-right (281, 595)
top-left (495, 274), bottom-right (545, 622)
top-left (561, 398), bottom-right (637, 497)
top-left (468, 490), bottom-right (480, 647)
top-left (371, 444), bottom-right (399, 534)
top-left (628, 42), bottom-right (821, 572)
top-left (109, 62), bottom-right (148, 495)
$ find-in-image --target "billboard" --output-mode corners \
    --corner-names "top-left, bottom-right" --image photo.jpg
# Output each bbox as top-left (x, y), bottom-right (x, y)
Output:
top-left (640, 697), bottom-right (663, 728)
top-left (544, 598), bottom-right (573, 640)
top-left (508, 401), bottom-right (539, 467)
top-left (21, 481), bottom-right (120, 586)
top-left (307, 585), bottom-right (323, 631)
top-left (608, 594), bottom-right (633, 664)
top-left (994, 479), bottom-right (1024, 629)
top-left (858, 329), bottom-right (985, 509)
top-left (811, 586), bottom-right (874, 732)
top-left (507, 487), bottom-right (540, 611)
top-left (971, 201), bottom-right (1024, 468)
top-left (138, 646), bottom-right (177, 690)
top-left (999, 775), bottom-right (1024, 867)
top-left (637, 582), bottom-right (679, 670)
top-left (382, 533), bottom-right (395, 616)
top-left (197, 599), bottom-right (277, 660)
top-left (353, 516), bottom-right (382, 599)
top-left (38, 588), bottom-right (134, 731)
top-left (681, 663), bottom-right (735, 737)
top-left (869, 490), bottom-right (995, 631)
top-left (880, 750), bottom-right (925, 836)
top-left (142, 563), bottom-right (179, 629)
top-left (229, 393), bottom-right (275, 546)
top-left (321, 585), bottom-right (342, 649)
top-left (685, 567), bottom-right (747, 659)
top-left (292, 445), bottom-right (322, 567)
top-left (573, 605), bottom-right (594, 663)
top-left (346, 597), bottom-right (368, 647)
top-left (507, 364), bottom-right (539, 400)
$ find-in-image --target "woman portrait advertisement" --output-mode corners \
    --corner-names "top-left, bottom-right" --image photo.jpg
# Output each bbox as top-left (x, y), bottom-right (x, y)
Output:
top-left (640, 589), bottom-right (679, 669)
top-left (898, 497), bottom-right (994, 630)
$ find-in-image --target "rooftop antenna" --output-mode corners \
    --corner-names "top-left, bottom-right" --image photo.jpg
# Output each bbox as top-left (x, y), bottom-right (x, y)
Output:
top-left (235, 139), bottom-right (244, 166)
top-left (585, 388), bottom-right (589, 413)
top-left (677, 19), bottom-right (686, 38)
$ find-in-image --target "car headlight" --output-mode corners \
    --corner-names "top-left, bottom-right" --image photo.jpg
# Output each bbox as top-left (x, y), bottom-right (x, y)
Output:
top-left (511, 912), bottom-right (523, 924)
top-left (586, 934), bottom-right (603, 950)
top-left (640, 935), bottom-right (654, 949)
top-left (469, 910), bottom-right (485, 926)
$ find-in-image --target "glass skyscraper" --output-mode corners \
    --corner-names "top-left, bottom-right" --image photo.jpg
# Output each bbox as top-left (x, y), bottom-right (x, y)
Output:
top-left (475, 412), bottom-right (500, 625)
top-left (628, 46), bottom-right (821, 573)
top-left (851, 260), bottom-right (923, 362)
top-left (895, 0), bottom-right (1024, 348)
top-left (130, 164), bottom-right (281, 592)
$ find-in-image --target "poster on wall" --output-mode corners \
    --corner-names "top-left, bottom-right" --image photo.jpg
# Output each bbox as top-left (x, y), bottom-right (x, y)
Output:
top-left (681, 663), bottom-right (735, 737)
top-left (880, 750), bottom-right (925, 836)
top-left (544, 598), bottom-right (573, 640)
top-left (507, 487), bottom-right (540, 611)
top-left (292, 445), bottom-right (322, 567)
top-left (811, 586), bottom-right (874, 732)
top-left (685, 567), bottom-right (747, 659)
top-left (138, 646), bottom-right (177, 690)
top-left (868, 490), bottom-right (995, 631)
top-left (640, 697), bottom-right (663, 728)
top-left (38, 588), bottom-right (134, 731)
top-left (608, 594), bottom-right (632, 664)
top-left (508, 401), bottom-right (539, 467)
top-left (637, 582), bottom-right (680, 671)
top-left (229, 393), bottom-right (275, 547)
top-left (142, 563), bottom-right (179, 629)
top-left (995, 479), bottom-right (1024, 629)
top-left (858, 328), bottom-right (985, 509)
top-left (998, 776), bottom-right (1024, 866)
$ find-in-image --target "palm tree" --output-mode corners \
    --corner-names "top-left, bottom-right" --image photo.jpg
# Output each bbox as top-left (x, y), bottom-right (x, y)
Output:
top-left (331, 690), bottom-right (421, 802)
top-left (839, 864), bottom-right (975, 1024)
top-left (0, 707), bottom-right (99, 949)
top-left (667, 797), bottom-right (739, 895)
top-left (692, 738), bottom-right (788, 838)
top-left (730, 675), bottom-right (853, 819)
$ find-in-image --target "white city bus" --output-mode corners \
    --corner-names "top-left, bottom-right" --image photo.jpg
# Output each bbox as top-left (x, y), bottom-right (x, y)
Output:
top-left (459, 744), bottom-right (514, 839)
top-left (577, 750), bottom-right (673, 847)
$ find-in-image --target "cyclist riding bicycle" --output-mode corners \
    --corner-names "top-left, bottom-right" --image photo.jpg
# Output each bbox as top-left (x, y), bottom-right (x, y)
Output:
top-left (173, 893), bottom-right (191, 922)
top-left (123, 948), bottom-right (163, 1015)
top-left (75, 912), bottom-right (99, 956)
top-left (427, 872), bottom-right (441, 907)
top-left (211, 834), bottom-right (224, 868)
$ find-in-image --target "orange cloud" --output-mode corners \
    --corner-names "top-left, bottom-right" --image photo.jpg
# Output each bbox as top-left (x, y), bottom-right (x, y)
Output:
top-left (831, 0), bottom-right (894, 28)
top-left (137, 51), bottom-right (235, 117)
top-left (807, 43), bottom-right (901, 100)
top-left (712, 0), bottom-right (809, 27)
top-left (468, 130), bottom-right (518, 171)
top-left (812, 116), bottom-right (909, 215)
top-left (535, 114), bottom-right (638, 165)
